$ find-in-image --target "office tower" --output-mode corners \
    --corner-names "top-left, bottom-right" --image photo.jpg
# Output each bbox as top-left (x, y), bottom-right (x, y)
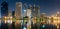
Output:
top-left (28, 4), bottom-right (33, 18)
top-left (1, 1), bottom-right (8, 17)
top-left (27, 9), bottom-right (31, 18)
top-left (12, 11), bottom-right (15, 18)
top-left (41, 13), bottom-right (46, 17)
top-left (15, 2), bottom-right (22, 19)
top-left (38, 5), bottom-right (40, 18)
top-left (33, 4), bottom-right (40, 18)
top-left (27, 4), bottom-right (32, 18)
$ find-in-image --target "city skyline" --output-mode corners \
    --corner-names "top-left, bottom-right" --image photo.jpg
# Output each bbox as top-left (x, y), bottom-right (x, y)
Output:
top-left (0, 0), bottom-right (60, 17)
top-left (0, 0), bottom-right (60, 29)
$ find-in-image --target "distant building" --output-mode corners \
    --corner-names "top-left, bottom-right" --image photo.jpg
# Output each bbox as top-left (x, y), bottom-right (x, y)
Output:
top-left (1, 1), bottom-right (8, 17)
top-left (8, 9), bottom-right (12, 17)
top-left (56, 11), bottom-right (60, 17)
top-left (33, 5), bottom-right (40, 18)
top-left (26, 4), bottom-right (32, 18)
top-left (27, 9), bottom-right (31, 18)
top-left (15, 2), bottom-right (22, 19)
top-left (12, 11), bottom-right (15, 18)
top-left (40, 13), bottom-right (46, 17)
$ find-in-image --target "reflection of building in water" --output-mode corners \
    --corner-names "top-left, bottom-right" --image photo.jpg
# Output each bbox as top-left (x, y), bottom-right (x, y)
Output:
top-left (49, 10), bottom-right (60, 25)
top-left (0, 19), bottom-right (1, 26)
top-left (32, 4), bottom-right (40, 17)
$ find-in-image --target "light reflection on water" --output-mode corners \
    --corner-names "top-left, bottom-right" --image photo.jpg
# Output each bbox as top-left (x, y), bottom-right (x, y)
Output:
top-left (23, 27), bottom-right (27, 29)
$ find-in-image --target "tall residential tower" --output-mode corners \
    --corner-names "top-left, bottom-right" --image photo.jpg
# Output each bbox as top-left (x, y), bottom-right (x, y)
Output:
top-left (15, 2), bottom-right (22, 19)
top-left (1, 1), bottom-right (8, 17)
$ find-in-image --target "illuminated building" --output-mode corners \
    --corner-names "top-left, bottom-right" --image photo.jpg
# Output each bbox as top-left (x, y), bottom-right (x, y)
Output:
top-left (38, 5), bottom-right (40, 18)
top-left (56, 11), bottom-right (60, 17)
top-left (27, 9), bottom-right (31, 18)
top-left (41, 13), bottom-right (46, 17)
top-left (1, 1), bottom-right (8, 17)
top-left (26, 9), bottom-right (31, 29)
top-left (40, 13), bottom-right (46, 22)
top-left (49, 10), bottom-right (60, 26)
top-left (27, 4), bottom-right (32, 18)
top-left (15, 2), bottom-right (22, 19)
top-left (33, 4), bottom-right (40, 18)
top-left (23, 3), bottom-right (27, 16)
top-left (8, 9), bottom-right (12, 17)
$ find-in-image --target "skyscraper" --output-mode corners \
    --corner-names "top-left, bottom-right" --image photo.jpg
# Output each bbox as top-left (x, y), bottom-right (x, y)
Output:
top-left (1, 1), bottom-right (8, 17)
top-left (38, 5), bottom-right (40, 18)
top-left (27, 4), bottom-right (32, 18)
top-left (27, 9), bottom-right (31, 18)
top-left (15, 2), bottom-right (22, 19)
top-left (33, 5), bottom-right (40, 18)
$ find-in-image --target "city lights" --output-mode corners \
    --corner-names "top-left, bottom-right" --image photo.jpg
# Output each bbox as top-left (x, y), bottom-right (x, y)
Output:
top-left (42, 25), bottom-right (45, 28)
top-left (0, 0), bottom-right (60, 29)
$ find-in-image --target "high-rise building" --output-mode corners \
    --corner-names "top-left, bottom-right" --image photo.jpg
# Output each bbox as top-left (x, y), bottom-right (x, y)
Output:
top-left (38, 5), bottom-right (40, 18)
top-left (27, 4), bottom-right (32, 18)
top-left (15, 2), bottom-right (22, 19)
top-left (27, 9), bottom-right (31, 18)
top-left (1, 1), bottom-right (8, 17)
top-left (33, 4), bottom-right (40, 18)
top-left (28, 4), bottom-right (33, 18)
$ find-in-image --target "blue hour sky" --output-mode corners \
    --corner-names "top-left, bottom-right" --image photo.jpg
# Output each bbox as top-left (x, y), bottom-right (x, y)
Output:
top-left (0, 0), bottom-right (60, 17)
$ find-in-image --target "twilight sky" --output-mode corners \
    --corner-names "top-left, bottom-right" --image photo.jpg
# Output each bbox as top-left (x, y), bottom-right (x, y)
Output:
top-left (0, 0), bottom-right (60, 17)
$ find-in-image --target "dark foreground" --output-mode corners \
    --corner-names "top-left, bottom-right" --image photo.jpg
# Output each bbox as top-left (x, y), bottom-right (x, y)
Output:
top-left (0, 22), bottom-right (60, 29)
